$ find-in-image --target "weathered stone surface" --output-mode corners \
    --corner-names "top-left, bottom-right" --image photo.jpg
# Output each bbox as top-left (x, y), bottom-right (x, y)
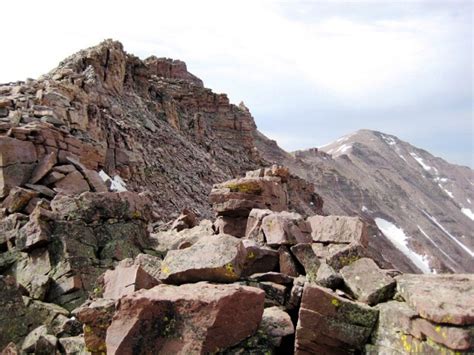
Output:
top-left (24, 183), bottom-right (56, 198)
top-left (396, 274), bottom-right (474, 325)
top-left (244, 208), bottom-right (272, 244)
top-left (278, 245), bottom-right (300, 277)
top-left (209, 176), bottom-right (288, 217)
top-left (28, 275), bottom-right (51, 301)
top-left (133, 253), bottom-right (163, 280)
top-left (286, 275), bottom-right (306, 310)
top-left (290, 243), bottom-right (321, 278)
top-left (102, 259), bottom-right (160, 300)
top-left (307, 215), bottom-right (368, 246)
top-left (58, 335), bottom-right (88, 354)
top-left (151, 219), bottom-right (214, 254)
top-left (53, 171), bottom-right (90, 195)
top-left (0, 164), bottom-right (36, 199)
top-left (315, 261), bottom-right (343, 289)
top-left (16, 207), bottom-right (51, 252)
top-left (170, 208), bottom-right (197, 232)
top-left (326, 242), bottom-right (368, 271)
top-left (340, 257), bottom-right (396, 305)
top-left (160, 234), bottom-right (245, 284)
top-left (213, 215), bottom-right (247, 238)
top-left (239, 239), bottom-right (279, 277)
top-left (1, 187), bottom-right (37, 213)
top-left (29, 152), bottom-right (57, 184)
top-left (74, 298), bottom-right (116, 354)
top-left (40, 171), bottom-right (65, 185)
top-left (81, 169), bottom-right (108, 193)
top-left (371, 301), bottom-right (474, 353)
top-left (248, 272), bottom-right (294, 285)
top-left (295, 283), bottom-right (378, 353)
top-left (0, 276), bottom-right (30, 349)
top-left (106, 283), bottom-right (265, 354)
top-left (261, 211), bottom-right (311, 246)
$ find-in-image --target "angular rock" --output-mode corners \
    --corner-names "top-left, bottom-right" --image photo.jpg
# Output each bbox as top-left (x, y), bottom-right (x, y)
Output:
top-left (248, 272), bottom-right (294, 285)
top-left (160, 234), bottom-right (245, 284)
top-left (244, 208), bottom-right (272, 244)
top-left (102, 259), bottom-right (160, 300)
top-left (34, 335), bottom-right (58, 355)
top-left (286, 276), bottom-right (306, 310)
top-left (279, 245), bottom-right (300, 277)
top-left (290, 243), bottom-right (321, 277)
top-left (213, 215), bottom-right (247, 238)
top-left (29, 151), bottom-right (57, 184)
top-left (239, 239), bottom-right (279, 277)
top-left (81, 168), bottom-right (108, 193)
top-left (307, 215), bottom-right (369, 246)
top-left (295, 283), bottom-right (378, 353)
top-left (396, 273), bottom-right (474, 325)
top-left (16, 207), bottom-right (51, 252)
top-left (74, 298), bottom-right (116, 354)
top-left (326, 242), bottom-right (368, 271)
top-left (259, 306), bottom-right (294, 342)
top-left (53, 171), bottom-right (90, 195)
top-left (1, 187), bottom-right (37, 213)
top-left (21, 325), bottom-right (48, 353)
top-left (0, 276), bottom-right (30, 349)
top-left (28, 275), bottom-right (51, 301)
top-left (58, 336), bottom-right (88, 354)
top-left (261, 211), bottom-right (311, 246)
top-left (106, 282), bottom-right (265, 354)
top-left (40, 171), bottom-right (65, 185)
top-left (170, 208), bottom-right (197, 232)
top-left (315, 261), bottom-right (343, 289)
top-left (133, 253), bottom-right (163, 280)
top-left (24, 184), bottom-right (56, 198)
top-left (209, 176), bottom-right (288, 217)
top-left (52, 164), bottom-right (76, 174)
top-left (340, 258), bottom-right (396, 305)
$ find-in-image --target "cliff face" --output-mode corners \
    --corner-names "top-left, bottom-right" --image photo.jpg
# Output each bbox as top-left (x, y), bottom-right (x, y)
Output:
top-left (0, 40), bottom-right (260, 219)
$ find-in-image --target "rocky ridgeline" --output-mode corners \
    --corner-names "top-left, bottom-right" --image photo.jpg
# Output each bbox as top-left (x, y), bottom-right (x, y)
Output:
top-left (0, 162), bottom-right (473, 354)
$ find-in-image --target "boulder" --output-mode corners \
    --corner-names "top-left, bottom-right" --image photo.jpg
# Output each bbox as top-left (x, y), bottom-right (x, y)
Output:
top-left (244, 208), bottom-right (272, 244)
top-left (286, 275), bottom-right (306, 311)
top-left (74, 298), bottom-right (116, 354)
top-left (340, 258), bottom-right (396, 305)
top-left (106, 282), bottom-right (265, 354)
top-left (247, 272), bottom-right (294, 285)
top-left (24, 184), bottom-right (56, 198)
top-left (16, 207), bottom-right (51, 252)
top-left (290, 243), bottom-right (321, 278)
top-left (213, 215), bottom-right (247, 238)
top-left (160, 234), bottom-right (245, 284)
top-left (0, 136), bottom-right (37, 197)
top-left (58, 335), bottom-right (88, 354)
top-left (396, 274), bottom-right (474, 325)
top-left (278, 246), bottom-right (300, 277)
top-left (239, 239), bottom-right (279, 277)
top-left (307, 215), bottom-right (368, 246)
top-left (314, 261), bottom-right (343, 289)
top-left (170, 208), bottom-right (197, 232)
top-left (326, 242), bottom-right (368, 271)
top-left (261, 211), bottom-right (311, 246)
top-left (53, 171), bottom-right (90, 195)
top-left (102, 259), bottom-right (160, 300)
top-left (295, 283), bottom-right (378, 353)
top-left (209, 176), bottom-right (288, 217)
top-left (1, 187), bottom-right (37, 213)
top-left (29, 151), bottom-right (57, 184)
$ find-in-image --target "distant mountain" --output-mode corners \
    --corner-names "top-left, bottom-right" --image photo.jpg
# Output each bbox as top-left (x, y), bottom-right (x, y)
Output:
top-left (256, 129), bottom-right (474, 273)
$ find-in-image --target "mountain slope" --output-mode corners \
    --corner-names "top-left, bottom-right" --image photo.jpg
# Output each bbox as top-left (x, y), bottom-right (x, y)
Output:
top-left (257, 129), bottom-right (473, 273)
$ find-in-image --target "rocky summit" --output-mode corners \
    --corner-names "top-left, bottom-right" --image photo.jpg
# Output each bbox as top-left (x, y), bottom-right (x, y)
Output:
top-left (0, 40), bottom-right (473, 354)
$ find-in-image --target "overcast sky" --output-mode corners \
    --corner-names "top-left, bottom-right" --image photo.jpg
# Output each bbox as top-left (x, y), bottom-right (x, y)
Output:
top-left (2, 0), bottom-right (472, 166)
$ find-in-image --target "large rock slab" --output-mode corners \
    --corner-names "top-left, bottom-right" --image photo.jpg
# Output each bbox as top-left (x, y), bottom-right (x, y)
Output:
top-left (261, 211), bottom-right (311, 246)
top-left (106, 282), bottom-right (265, 354)
top-left (396, 274), bottom-right (474, 325)
top-left (209, 176), bottom-right (288, 216)
top-left (295, 283), bottom-right (378, 354)
top-left (340, 257), bottom-right (395, 305)
top-left (102, 259), bottom-right (160, 300)
top-left (307, 215), bottom-right (368, 246)
top-left (160, 234), bottom-right (245, 284)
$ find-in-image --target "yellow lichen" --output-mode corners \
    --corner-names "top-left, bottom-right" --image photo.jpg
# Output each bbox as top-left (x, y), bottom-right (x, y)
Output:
top-left (225, 182), bottom-right (262, 194)
top-left (162, 265), bottom-right (170, 275)
top-left (247, 251), bottom-right (256, 259)
top-left (331, 298), bottom-right (341, 307)
top-left (224, 263), bottom-right (236, 277)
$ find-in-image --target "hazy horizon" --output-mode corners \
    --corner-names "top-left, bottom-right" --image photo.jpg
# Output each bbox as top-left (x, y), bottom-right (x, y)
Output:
top-left (1, 0), bottom-right (472, 167)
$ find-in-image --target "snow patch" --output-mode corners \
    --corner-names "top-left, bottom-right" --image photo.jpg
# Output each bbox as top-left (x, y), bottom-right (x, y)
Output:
top-left (99, 170), bottom-right (128, 192)
top-left (438, 184), bottom-right (454, 198)
top-left (399, 155), bottom-right (407, 162)
top-left (374, 218), bottom-right (432, 273)
top-left (410, 152), bottom-right (432, 171)
top-left (361, 206), bottom-right (370, 213)
top-left (467, 198), bottom-right (471, 204)
top-left (461, 208), bottom-right (474, 221)
top-left (381, 134), bottom-right (397, 146)
top-left (422, 210), bottom-right (474, 257)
